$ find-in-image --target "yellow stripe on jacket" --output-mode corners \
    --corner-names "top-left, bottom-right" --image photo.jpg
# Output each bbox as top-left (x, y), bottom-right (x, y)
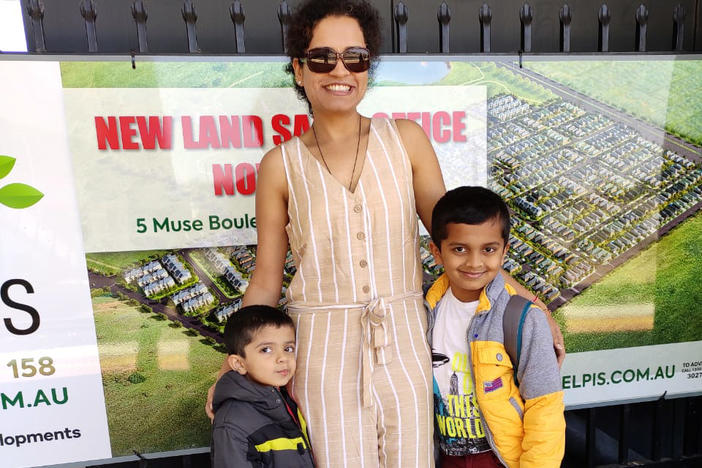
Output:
top-left (255, 436), bottom-right (307, 453)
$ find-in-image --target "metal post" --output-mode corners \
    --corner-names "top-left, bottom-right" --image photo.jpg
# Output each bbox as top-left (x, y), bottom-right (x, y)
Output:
top-left (683, 397), bottom-right (701, 456)
top-left (586, 408), bottom-right (596, 468)
top-left (479, 3), bottom-right (492, 53)
top-left (635, 4), bottom-right (648, 52)
top-left (598, 3), bottom-right (611, 52)
top-left (182, 0), bottom-right (200, 53)
top-left (437, 2), bottom-right (450, 54)
top-left (132, 0), bottom-right (149, 53)
top-left (80, 0), bottom-right (98, 53)
top-left (672, 398), bottom-right (686, 460)
top-left (230, 1), bottom-right (246, 53)
top-left (618, 404), bottom-right (630, 464)
top-left (652, 395), bottom-right (666, 461)
top-left (26, 0), bottom-right (46, 53)
top-left (559, 4), bottom-right (572, 52)
top-left (672, 4), bottom-right (685, 51)
top-left (278, 1), bottom-right (290, 54)
top-left (394, 2), bottom-right (408, 53)
top-left (519, 3), bottom-right (533, 53)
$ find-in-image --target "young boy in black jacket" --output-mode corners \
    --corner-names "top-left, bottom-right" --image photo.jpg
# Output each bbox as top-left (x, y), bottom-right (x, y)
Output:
top-left (211, 305), bottom-right (314, 468)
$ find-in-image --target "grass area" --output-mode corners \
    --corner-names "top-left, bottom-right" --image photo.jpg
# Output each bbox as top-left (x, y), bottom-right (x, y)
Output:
top-left (562, 211), bottom-right (702, 352)
top-left (93, 296), bottom-right (223, 455)
top-left (86, 250), bottom-right (170, 276)
top-left (439, 62), bottom-right (555, 105)
top-left (60, 60), bottom-right (555, 107)
top-left (188, 250), bottom-right (240, 299)
top-left (60, 61), bottom-right (289, 88)
top-left (524, 60), bottom-right (702, 146)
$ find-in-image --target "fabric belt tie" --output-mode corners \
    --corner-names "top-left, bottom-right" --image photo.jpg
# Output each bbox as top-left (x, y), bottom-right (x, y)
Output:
top-left (287, 291), bottom-right (421, 408)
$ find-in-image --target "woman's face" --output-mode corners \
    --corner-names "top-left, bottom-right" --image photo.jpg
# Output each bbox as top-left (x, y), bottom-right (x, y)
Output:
top-left (293, 15), bottom-right (369, 116)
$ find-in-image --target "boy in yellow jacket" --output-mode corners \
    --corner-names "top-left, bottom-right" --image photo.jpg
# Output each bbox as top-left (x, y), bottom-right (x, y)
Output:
top-left (426, 186), bottom-right (565, 468)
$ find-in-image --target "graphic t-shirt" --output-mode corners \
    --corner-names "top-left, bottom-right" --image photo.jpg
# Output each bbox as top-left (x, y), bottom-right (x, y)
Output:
top-left (432, 287), bottom-right (491, 456)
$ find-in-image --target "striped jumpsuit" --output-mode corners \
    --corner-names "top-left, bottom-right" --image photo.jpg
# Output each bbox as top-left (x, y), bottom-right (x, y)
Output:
top-left (281, 118), bottom-right (434, 467)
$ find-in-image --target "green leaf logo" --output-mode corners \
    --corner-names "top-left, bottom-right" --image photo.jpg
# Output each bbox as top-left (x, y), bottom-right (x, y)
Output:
top-left (0, 183), bottom-right (44, 209)
top-left (0, 155), bottom-right (16, 179)
top-left (0, 155), bottom-right (44, 209)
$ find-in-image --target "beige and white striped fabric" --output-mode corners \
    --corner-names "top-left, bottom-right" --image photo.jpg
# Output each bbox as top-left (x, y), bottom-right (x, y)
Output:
top-left (281, 118), bottom-right (434, 468)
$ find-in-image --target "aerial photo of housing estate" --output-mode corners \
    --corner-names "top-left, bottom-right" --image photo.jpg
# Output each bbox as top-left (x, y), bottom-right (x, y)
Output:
top-left (79, 58), bottom-right (701, 455)
top-left (87, 60), bottom-right (701, 348)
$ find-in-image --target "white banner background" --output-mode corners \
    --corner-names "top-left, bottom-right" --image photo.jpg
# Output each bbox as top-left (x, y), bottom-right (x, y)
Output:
top-left (0, 61), bottom-right (111, 468)
top-left (562, 341), bottom-right (702, 409)
top-left (63, 86), bottom-right (487, 252)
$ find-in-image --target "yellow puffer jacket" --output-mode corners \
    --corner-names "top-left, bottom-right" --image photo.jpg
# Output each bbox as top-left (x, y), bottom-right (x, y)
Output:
top-left (426, 273), bottom-right (565, 468)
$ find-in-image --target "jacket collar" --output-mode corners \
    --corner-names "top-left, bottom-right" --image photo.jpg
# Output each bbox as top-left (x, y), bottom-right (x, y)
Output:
top-left (212, 370), bottom-right (283, 415)
top-left (425, 272), bottom-right (507, 314)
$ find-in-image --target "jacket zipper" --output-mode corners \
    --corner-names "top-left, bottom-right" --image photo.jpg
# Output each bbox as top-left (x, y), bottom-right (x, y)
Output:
top-left (277, 388), bottom-right (315, 465)
top-left (466, 313), bottom-right (509, 468)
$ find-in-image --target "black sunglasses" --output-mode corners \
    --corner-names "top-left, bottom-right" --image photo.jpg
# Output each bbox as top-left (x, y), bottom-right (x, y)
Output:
top-left (301, 47), bottom-right (371, 73)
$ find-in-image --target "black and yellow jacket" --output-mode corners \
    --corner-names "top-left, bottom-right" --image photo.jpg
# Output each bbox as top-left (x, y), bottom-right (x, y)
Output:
top-left (211, 371), bottom-right (315, 468)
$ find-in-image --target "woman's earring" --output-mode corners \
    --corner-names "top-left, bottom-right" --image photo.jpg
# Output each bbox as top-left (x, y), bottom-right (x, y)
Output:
top-left (297, 80), bottom-right (303, 86)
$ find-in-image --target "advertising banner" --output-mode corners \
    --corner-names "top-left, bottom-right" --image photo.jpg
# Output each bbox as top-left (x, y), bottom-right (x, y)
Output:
top-left (0, 61), bottom-right (111, 467)
top-left (63, 84), bottom-right (486, 252)
top-left (1, 56), bottom-right (700, 464)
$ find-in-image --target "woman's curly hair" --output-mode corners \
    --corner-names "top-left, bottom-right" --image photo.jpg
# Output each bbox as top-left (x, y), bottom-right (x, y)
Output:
top-left (284, 0), bottom-right (382, 113)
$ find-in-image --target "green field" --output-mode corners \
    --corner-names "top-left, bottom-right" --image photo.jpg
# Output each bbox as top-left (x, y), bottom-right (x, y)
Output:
top-left (93, 295), bottom-right (223, 455)
top-left (524, 60), bottom-right (702, 146)
top-left (562, 211), bottom-right (702, 352)
top-left (86, 250), bottom-right (169, 276)
top-left (437, 62), bottom-right (555, 104)
top-left (61, 61), bottom-right (290, 88)
top-left (60, 60), bottom-right (555, 106)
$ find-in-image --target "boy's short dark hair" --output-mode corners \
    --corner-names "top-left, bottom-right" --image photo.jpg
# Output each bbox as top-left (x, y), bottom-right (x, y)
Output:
top-left (431, 186), bottom-right (511, 246)
top-left (223, 305), bottom-right (294, 357)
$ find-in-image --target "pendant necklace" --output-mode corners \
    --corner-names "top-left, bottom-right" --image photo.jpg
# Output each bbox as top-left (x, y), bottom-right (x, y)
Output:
top-left (312, 115), bottom-right (362, 192)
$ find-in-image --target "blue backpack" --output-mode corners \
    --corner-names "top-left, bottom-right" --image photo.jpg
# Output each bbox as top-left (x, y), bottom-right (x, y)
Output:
top-left (502, 295), bottom-right (534, 387)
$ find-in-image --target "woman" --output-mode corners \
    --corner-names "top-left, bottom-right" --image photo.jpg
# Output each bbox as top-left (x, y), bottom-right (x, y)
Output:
top-left (208, 1), bottom-right (564, 466)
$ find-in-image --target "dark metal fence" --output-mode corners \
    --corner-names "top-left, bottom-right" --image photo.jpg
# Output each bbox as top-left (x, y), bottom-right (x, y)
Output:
top-left (18, 0), bottom-right (702, 54)
top-left (81, 396), bottom-right (702, 468)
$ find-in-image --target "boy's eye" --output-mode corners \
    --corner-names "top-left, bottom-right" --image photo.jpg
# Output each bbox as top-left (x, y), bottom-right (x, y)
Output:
top-left (484, 247), bottom-right (496, 253)
top-left (453, 246), bottom-right (466, 253)
top-left (284, 345), bottom-right (295, 353)
top-left (260, 346), bottom-right (272, 353)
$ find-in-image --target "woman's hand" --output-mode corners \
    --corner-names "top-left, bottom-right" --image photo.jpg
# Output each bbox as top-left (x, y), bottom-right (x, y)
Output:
top-left (206, 358), bottom-right (235, 421)
top-left (547, 313), bottom-right (566, 367)
top-left (206, 382), bottom-right (216, 421)
top-left (501, 270), bottom-right (566, 367)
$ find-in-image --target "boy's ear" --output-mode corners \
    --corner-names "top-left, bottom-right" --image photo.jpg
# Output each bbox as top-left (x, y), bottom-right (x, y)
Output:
top-left (429, 241), bottom-right (444, 266)
top-left (501, 242), bottom-right (510, 264)
top-left (227, 354), bottom-right (247, 375)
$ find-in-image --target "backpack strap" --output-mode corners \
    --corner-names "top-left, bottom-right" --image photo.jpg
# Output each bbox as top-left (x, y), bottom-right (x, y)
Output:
top-left (502, 295), bottom-right (532, 387)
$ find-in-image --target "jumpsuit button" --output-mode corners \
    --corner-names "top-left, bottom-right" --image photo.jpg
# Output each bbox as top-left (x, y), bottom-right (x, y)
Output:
top-left (359, 259), bottom-right (368, 268)
top-left (356, 232), bottom-right (366, 240)
top-left (353, 204), bottom-right (362, 213)
top-left (362, 285), bottom-right (370, 294)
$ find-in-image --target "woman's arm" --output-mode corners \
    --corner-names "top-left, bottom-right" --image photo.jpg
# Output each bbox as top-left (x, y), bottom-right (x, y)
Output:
top-left (206, 146), bottom-right (290, 420)
top-left (395, 119), bottom-right (446, 233)
top-left (241, 146), bottom-right (290, 307)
